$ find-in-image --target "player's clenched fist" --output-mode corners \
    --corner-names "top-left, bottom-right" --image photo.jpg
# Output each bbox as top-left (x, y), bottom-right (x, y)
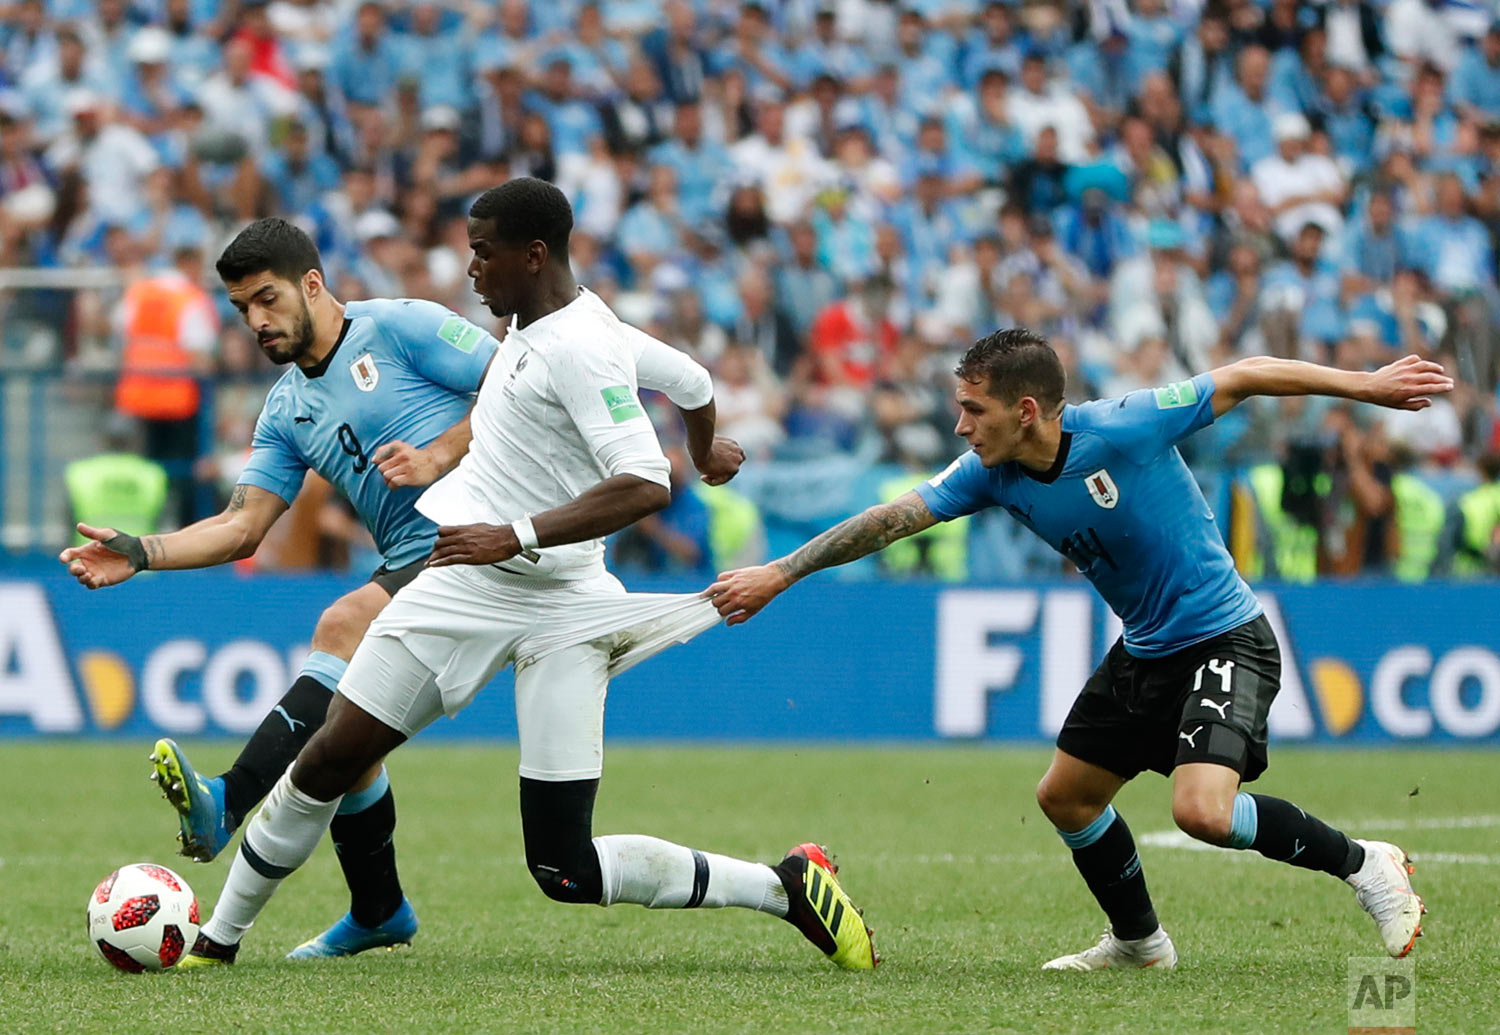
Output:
top-left (58, 524), bottom-right (146, 589)
top-left (427, 523), bottom-right (521, 567)
top-left (705, 564), bottom-right (792, 626)
top-left (694, 436), bottom-right (746, 486)
top-left (373, 440), bottom-right (442, 488)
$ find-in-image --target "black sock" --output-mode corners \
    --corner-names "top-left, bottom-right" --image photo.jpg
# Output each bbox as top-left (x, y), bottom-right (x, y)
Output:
top-left (330, 786), bottom-right (405, 928)
top-left (1063, 808), bottom-right (1159, 941)
top-left (519, 777), bottom-right (602, 904)
top-left (1248, 794), bottom-right (1365, 878)
top-left (220, 676), bottom-right (332, 828)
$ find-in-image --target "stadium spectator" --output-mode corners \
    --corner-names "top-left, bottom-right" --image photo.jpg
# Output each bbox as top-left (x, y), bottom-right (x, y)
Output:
top-left (1251, 112), bottom-right (1347, 244)
top-left (329, 0), bottom-right (402, 110)
top-left (1213, 45), bottom-right (1281, 170)
top-left (773, 218), bottom-right (839, 340)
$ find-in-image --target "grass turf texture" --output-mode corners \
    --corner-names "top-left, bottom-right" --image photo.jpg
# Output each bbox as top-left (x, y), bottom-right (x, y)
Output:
top-left (2, 743), bottom-right (1495, 1034)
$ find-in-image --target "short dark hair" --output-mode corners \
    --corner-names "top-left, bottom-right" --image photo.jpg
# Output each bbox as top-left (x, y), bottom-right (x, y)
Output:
top-left (469, 177), bottom-right (573, 259)
top-left (216, 217), bottom-right (322, 284)
top-left (955, 327), bottom-right (1066, 410)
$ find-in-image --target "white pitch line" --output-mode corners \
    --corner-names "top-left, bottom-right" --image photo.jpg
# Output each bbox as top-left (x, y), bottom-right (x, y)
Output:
top-left (1326, 814), bottom-right (1500, 831)
top-left (1139, 828), bottom-right (1498, 864)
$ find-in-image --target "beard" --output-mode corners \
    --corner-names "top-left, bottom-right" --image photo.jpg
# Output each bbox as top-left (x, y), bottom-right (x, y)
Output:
top-left (258, 304), bottom-right (317, 364)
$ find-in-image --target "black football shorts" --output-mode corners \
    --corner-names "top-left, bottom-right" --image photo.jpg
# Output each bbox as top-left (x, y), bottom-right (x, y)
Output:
top-left (1056, 614), bottom-right (1281, 782)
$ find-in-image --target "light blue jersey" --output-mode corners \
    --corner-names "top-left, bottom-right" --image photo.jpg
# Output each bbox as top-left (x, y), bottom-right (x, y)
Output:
top-left (916, 372), bottom-right (1262, 657)
top-left (239, 299), bottom-right (498, 569)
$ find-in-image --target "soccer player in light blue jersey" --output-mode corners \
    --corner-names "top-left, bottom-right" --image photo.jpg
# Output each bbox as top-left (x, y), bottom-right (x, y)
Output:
top-left (60, 217), bottom-right (743, 959)
top-left (710, 327), bottom-right (1450, 968)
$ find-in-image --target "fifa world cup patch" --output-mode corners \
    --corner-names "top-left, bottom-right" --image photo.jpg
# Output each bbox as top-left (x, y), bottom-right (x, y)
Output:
top-left (1154, 380), bottom-right (1198, 409)
top-left (349, 352), bottom-right (380, 392)
top-left (436, 315), bottom-right (484, 353)
top-left (1085, 468), bottom-right (1120, 509)
top-left (600, 385), bottom-right (645, 423)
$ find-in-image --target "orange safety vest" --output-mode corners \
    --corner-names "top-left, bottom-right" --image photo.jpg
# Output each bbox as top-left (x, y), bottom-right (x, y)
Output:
top-left (115, 274), bottom-right (207, 421)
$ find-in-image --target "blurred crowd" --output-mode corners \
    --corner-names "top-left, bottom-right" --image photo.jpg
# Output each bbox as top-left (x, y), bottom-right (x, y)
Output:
top-left (3, 0), bottom-right (1500, 580)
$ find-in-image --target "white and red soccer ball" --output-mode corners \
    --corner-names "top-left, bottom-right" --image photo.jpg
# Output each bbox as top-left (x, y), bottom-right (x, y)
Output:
top-left (86, 863), bottom-right (200, 972)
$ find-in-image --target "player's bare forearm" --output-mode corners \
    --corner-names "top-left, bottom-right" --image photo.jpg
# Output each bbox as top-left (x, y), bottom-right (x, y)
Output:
top-left (428, 475), bottom-right (671, 567)
top-left (59, 484), bottom-right (285, 588)
top-left (425, 416), bottom-right (473, 476)
top-left (143, 485), bottom-right (286, 567)
top-left (680, 401), bottom-right (717, 470)
top-left (1209, 355), bottom-right (1454, 417)
top-left (774, 492), bottom-right (938, 583)
top-left (375, 417), bottom-right (473, 488)
top-left (534, 474), bottom-right (672, 546)
top-left (670, 401), bottom-right (744, 485)
top-left (706, 492), bottom-right (938, 625)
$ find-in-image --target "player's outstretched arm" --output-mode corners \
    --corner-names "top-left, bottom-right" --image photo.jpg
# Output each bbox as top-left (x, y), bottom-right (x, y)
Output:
top-left (1209, 355), bottom-right (1454, 417)
top-left (707, 491), bottom-right (938, 625)
top-left (427, 473), bottom-right (671, 567)
top-left (57, 484), bottom-right (288, 589)
top-left (374, 416), bottom-right (473, 489)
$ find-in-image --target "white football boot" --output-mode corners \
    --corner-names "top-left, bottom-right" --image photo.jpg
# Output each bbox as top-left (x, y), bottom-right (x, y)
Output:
top-left (1346, 839), bottom-right (1425, 957)
top-left (1042, 925), bottom-right (1178, 971)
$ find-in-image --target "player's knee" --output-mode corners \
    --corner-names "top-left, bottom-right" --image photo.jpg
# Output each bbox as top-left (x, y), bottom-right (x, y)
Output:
top-left (312, 597), bottom-right (369, 655)
top-left (1172, 795), bottom-right (1232, 845)
top-left (1036, 775), bottom-right (1094, 830)
top-left (528, 860), bottom-right (601, 905)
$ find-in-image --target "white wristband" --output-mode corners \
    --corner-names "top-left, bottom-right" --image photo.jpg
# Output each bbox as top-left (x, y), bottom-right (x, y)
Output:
top-left (512, 517), bottom-right (539, 551)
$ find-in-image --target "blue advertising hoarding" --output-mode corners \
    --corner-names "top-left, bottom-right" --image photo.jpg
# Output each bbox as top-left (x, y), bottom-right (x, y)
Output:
top-left (1, 566), bottom-right (1497, 744)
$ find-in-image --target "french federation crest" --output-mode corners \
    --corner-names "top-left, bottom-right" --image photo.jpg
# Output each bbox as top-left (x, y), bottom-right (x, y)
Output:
top-left (1085, 468), bottom-right (1119, 509)
top-left (349, 352), bottom-right (379, 392)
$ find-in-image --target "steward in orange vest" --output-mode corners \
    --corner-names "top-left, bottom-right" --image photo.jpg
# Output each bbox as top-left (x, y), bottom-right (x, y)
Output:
top-left (115, 261), bottom-right (218, 421)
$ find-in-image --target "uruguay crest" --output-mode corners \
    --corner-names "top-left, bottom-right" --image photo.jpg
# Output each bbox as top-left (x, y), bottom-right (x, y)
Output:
top-left (1085, 468), bottom-right (1119, 509)
top-left (349, 352), bottom-right (379, 392)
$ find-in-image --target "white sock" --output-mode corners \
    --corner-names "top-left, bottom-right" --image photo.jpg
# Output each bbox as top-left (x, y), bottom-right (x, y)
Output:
top-left (201, 771), bottom-right (342, 946)
top-left (593, 834), bottom-right (788, 916)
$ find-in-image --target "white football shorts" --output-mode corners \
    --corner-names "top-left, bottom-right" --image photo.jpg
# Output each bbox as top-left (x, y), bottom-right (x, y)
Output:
top-left (337, 564), bottom-right (722, 780)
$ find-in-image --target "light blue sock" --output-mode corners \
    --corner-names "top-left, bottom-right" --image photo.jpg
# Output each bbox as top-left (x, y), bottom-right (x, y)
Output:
top-left (336, 766), bottom-right (390, 816)
top-left (1057, 804), bottom-right (1118, 850)
top-left (1227, 792), bottom-right (1258, 850)
top-left (301, 651), bottom-right (348, 693)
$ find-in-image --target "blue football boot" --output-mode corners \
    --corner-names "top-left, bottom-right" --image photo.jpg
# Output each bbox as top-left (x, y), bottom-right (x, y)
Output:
top-left (150, 738), bottom-right (234, 862)
top-left (286, 898), bottom-right (419, 959)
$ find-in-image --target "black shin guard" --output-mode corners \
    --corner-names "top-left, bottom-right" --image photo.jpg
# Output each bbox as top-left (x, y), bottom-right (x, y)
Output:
top-left (329, 787), bottom-right (405, 929)
top-left (1064, 808), bottom-right (1160, 941)
top-left (220, 676), bottom-right (333, 826)
top-left (1249, 794), bottom-right (1365, 878)
top-left (519, 777), bottom-right (602, 904)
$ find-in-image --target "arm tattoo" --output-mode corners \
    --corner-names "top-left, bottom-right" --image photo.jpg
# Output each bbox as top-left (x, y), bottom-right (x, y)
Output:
top-left (141, 535), bottom-right (164, 570)
top-left (227, 485), bottom-right (248, 512)
top-left (774, 494), bottom-right (934, 583)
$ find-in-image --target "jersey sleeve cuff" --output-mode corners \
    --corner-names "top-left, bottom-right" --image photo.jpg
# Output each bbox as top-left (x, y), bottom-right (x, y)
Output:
top-left (1193, 371), bottom-right (1218, 425)
top-left (673, 367), bottom-right (714, 410)
top-left (235, 470), bottom-right (301, 506)
top-left (913, 479), bottom-right (955, 522)
top-left (613, 455), bottom-right (672, 489)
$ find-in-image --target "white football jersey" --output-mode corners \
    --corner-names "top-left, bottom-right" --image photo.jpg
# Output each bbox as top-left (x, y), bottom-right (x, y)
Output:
top-left (416, 289), bottom-right (681, 581)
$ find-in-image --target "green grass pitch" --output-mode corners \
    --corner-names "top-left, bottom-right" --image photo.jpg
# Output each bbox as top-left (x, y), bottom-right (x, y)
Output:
top-left (2, 743), bottom-right (1496, 1034)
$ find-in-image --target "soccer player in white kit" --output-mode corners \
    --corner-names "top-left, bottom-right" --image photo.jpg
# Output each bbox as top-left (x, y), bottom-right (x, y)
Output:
top-left (181, 178), bottom-right (877, 972)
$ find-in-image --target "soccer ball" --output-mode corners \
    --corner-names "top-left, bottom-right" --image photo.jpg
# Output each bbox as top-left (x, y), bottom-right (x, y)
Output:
top-left (86, 863), bottom-right (200, 972)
